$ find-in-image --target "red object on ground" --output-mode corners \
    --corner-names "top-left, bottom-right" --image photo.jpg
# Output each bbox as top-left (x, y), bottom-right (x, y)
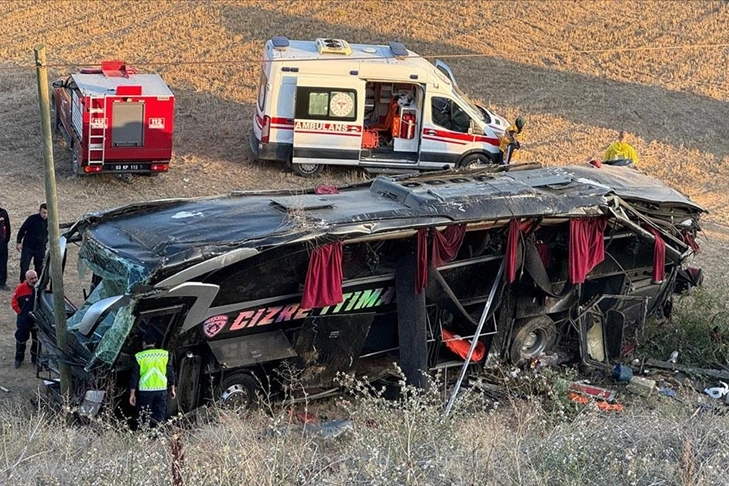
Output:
top-left (314, 184), bottom-right (339, 194)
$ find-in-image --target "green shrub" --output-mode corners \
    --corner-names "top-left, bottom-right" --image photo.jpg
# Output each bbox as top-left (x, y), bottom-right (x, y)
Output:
top-left (643, 285), bottom-right (729, 367)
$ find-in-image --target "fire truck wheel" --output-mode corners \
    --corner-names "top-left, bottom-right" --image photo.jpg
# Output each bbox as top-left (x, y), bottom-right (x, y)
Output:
top-left (508, 316), bottom-right (557, 365)
top-left (71, 151), bottom-right (83, 177)
top-left (218, 372), bottom-right (259, 411)
top-left (292, 162), bottom-right (323, 177)
top-left (458, 153), bottom-right (495, 168)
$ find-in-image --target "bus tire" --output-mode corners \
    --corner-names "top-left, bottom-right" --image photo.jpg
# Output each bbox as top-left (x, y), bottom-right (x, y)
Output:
top-left (508, 316), bottom-right (557, 364)
top-left (218, 372), bottom-right (259, 411)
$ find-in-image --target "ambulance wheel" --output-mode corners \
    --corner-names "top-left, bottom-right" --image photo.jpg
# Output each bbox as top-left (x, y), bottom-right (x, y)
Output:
top-left (292, 162), bottom-right (323, 177)
top-left (218, 372), bottom-right (259, 411)
top-left (508, 316), bottom-right (557, 365)
top-left (459, 153), bottom-right (495, 168)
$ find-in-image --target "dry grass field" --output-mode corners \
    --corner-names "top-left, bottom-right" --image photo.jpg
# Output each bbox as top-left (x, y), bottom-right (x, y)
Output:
top-left (0, 1), bottom-right (728, 483)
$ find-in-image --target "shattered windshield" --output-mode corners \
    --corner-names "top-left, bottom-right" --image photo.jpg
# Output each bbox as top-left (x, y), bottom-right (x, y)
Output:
top-left (68, 236), bottom-right (149, 371)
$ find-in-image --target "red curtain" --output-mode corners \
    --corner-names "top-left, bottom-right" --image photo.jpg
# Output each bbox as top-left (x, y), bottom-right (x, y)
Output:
top-left (646, 226), bottom-right (666, 283)
top-left (505, 218), bottom-right (520, 283)
top-left (569, 217), bottom-right (608, 284)
top-left (682, 230), bottom-right (701, 253)
top-left (301, 241), bottom-right (344, 310)
top-left (431, 224), bottom-right (466, 268)
top-left (416, 228), bottom-right (428, 293)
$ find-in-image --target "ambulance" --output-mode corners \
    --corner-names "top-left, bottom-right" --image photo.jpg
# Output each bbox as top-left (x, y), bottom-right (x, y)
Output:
top-left (250, 37), bottom-right (515, 176)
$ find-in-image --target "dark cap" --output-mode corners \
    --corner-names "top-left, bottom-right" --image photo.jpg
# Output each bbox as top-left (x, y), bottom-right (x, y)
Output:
top-left (142, 331), bottom-right (158, 347)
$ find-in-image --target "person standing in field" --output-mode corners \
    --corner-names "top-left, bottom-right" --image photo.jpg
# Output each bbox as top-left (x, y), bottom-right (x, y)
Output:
top-left (0, 201), bottom-right (10, 291)
top-left (11, 270), bottom-right (38, 368)
top-left (16, 203), bottom-right (48, 282)
top-left (604, 130), bottom-right (639, 165)
top-left (129, 334), bottom-right (176, 428)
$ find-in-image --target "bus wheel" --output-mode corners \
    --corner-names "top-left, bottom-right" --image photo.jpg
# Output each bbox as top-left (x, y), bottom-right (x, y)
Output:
top-left (218, 372), bottom-right (259, 411)
top-left (458, 153), bottom-right (494, 168)
top-left (292, 162), bottom-right (323, 177)
top-left (508, 316), bottom-right (557, 365)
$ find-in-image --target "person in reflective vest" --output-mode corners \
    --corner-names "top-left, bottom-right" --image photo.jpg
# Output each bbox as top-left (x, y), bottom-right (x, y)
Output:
top-left (129, 335), bottom-right (176, 427)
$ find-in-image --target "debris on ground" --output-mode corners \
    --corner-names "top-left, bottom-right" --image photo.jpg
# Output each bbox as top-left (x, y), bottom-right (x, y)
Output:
top-left (645, 359), bottom-right (729, 380)
top-left (266, 416), bottom-right (353, 439)
top-left (626, 376), bottom-right (656, 396)
top-left (704, 382), bottom-right (729, 399)
top-left (568, 392), bottom-right (624, 412)
top-left (569, 382), bottom-right (616, 402)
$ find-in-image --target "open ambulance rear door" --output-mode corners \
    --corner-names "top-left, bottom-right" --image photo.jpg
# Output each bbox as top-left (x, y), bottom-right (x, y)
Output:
top-left (292, 77), bottom-right (365, 176)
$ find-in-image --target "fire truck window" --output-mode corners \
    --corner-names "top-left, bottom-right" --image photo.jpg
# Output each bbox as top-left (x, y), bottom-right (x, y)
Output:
top-left (112, 102), bottom-right (144, 147)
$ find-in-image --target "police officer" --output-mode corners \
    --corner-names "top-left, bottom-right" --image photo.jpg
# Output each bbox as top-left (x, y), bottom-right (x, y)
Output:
top-left (11, 270), bottom-right (38, 368)
top-left (129, 334), bottom-right (176, 427)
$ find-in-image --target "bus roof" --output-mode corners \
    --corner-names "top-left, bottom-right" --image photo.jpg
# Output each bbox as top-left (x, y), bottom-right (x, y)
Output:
top-left (75, 164), bottom-right (703, 286)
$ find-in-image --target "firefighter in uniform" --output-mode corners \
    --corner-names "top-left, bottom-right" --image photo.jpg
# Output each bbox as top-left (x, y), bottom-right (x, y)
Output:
top-left (498, 117), bottom-right (525, 165)
top-left (11, 270), bottom-right (39, 368)
top-left (129, 335), bottom-right (176, 427)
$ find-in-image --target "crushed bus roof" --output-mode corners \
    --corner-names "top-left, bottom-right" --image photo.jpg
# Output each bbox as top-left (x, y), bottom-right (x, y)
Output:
top-left (76, 164), bottom-right (703, 278)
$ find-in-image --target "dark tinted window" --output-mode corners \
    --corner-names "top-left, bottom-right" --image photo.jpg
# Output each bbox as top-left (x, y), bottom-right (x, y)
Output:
top-left (295, 87), bottom-right (357, 121)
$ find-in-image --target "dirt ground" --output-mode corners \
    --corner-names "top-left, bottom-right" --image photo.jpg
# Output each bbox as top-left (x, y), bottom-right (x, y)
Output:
top-left (0, 1), bottom-right (728, 404)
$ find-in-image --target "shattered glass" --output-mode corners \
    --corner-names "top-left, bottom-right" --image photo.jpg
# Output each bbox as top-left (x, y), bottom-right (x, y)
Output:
top-left (70, 238), bottom-right (150, 370)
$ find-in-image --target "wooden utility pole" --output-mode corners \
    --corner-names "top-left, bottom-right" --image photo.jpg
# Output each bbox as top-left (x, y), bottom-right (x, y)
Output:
top-left (34, 45), bottom-right (72, 397)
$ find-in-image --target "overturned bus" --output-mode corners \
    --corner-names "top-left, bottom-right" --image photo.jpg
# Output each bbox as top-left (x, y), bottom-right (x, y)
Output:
top-left (33, 163), bottom-right (703, 416)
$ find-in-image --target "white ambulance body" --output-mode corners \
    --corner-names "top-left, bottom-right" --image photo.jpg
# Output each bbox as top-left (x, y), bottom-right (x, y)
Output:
top-left (250, 37), bottom-right (512, 176)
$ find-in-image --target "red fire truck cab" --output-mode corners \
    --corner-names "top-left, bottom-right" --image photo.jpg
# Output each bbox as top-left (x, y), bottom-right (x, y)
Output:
top-left (51, 60), bottom-right (175, 178)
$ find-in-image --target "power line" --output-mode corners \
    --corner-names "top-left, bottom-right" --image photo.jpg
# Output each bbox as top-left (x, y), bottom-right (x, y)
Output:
top-left (1, 42), bottom-right (728, 72)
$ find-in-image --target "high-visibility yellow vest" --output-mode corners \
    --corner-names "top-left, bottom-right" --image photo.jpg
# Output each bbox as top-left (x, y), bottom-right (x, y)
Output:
top-left (135, 349), bottom-right (169, 392)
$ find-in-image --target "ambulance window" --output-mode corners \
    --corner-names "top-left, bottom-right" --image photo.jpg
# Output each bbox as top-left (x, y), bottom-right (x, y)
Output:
top-left (308, 92), bottom-right (330, 116)
top-left (431, 97), bottom-right (470, 133)
top-left (257, 71), bottom-right (267, 111)
top-left (295, 87), bottom-right (357, 122)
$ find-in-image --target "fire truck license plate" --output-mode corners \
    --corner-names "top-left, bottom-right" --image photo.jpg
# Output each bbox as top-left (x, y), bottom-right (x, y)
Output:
top-left (111, 164), bottom-right (147, 171)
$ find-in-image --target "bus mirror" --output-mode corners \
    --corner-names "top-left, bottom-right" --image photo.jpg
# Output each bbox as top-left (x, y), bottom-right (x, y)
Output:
top-left (78, 295), bottom-right (130, 337)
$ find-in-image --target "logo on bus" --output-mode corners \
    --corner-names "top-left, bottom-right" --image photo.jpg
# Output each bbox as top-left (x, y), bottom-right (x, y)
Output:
top-left (203, 286), bottom-right (395, 337)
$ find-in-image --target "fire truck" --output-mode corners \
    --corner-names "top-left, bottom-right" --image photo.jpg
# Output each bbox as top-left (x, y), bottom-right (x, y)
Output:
top-left (51, 60), bottom-right (175, 178)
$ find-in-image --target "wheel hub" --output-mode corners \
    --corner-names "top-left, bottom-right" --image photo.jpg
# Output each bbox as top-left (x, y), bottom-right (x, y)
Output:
top-left (221, 384), bottom-right (250, 409)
